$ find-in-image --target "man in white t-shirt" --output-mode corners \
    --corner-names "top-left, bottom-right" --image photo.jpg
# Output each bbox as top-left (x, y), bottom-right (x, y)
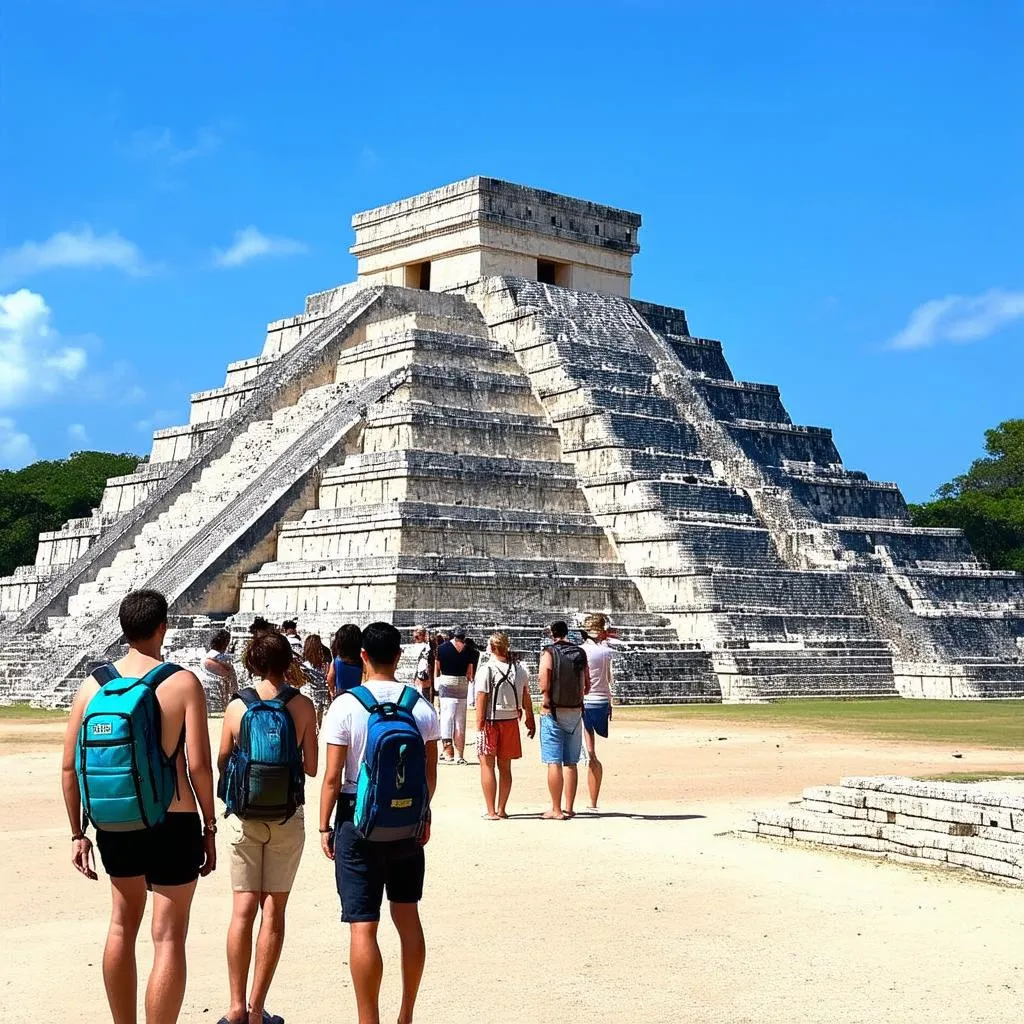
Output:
top-left (580, 613), bottom-right (615, 812)
top-left (319, 621), bottom-right (439, 1024)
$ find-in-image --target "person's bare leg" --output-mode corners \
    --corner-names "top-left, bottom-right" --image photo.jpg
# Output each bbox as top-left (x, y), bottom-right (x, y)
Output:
top-left (248, 892), bottom-right (290, 1022)
top-left (479, 753), bottom-right (499, 818)
top-left (543, 764), bottom-right (565, 819)
top-left (146, 881), bottom-right (197, 1024)
top-left (104, 876), bottom-right (148, 1024)
top-left (390, 902), bottom-right (426, 1024)
top-left (496, 756), bottom-right (513, 817)
top-left (584, 728), bottom-right (603, 808)
top-left (563, 764), bottom-right (579, 817)
top-left (349, 920), bottom-right (384, 1024)
top-left (225, 892), bottom-right (260, 1024)
top-left (454, 702), bottom-right (466, 760)
top-left (442, 740), bottom-right (454, 761)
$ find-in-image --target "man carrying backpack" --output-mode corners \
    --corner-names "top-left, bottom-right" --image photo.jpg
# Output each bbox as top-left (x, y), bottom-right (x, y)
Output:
top-left (319, 622), bottom-right (439, 1024)
top-left (217, 630), bottom-right (318, 1024)
top-left (537, 619), bottom-right (591, 820)
top-left (60, 589), bottom-right (217, 1024)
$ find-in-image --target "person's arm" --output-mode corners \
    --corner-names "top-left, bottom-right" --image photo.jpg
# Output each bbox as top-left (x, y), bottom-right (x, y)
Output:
top-left (425, 739), bottom-right (438, 802)
top-left (538, 648), bottom-right (551, 710)
top-left (466, 657), bottom-right (475, 685)
top-left (607, 649), bottom-right (613, 718)
top-left (61, 682), bottom-right (97, 880)
top-left (297, 695), bottom-right (319, 777)
top-left (583, 660), bottom-right (592, 697)
top-left (181, 672), bottom-right (217, 876)
top-left (217, 702), bottom-right (237, 774)
top-left (475, 666), bottom-right (488, 731)
top-left (203, 656), bottom-right (230, 680)
top-left (434, 652), bottom-right (441, 679)
top-left (319, 742), bottom-right (346, 860)
top-left (521, 671), bottom-right (536, 738)
top-left (326, 660), bottom-right (336, 700)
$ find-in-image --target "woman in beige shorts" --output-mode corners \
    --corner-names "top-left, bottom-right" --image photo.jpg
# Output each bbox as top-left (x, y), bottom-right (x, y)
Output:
top-left (217, 631), bottom-right (318, 1024)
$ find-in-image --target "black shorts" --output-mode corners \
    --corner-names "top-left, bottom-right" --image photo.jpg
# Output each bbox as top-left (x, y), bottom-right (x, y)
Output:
top-left (334, 818), bottom-right (425, 923)
top-left (96, 812), bottom-right (203, 888)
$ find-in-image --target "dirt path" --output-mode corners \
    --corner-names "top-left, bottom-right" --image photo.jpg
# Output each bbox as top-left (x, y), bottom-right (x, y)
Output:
top-left (2, 716), bottom-right (1021, 1023)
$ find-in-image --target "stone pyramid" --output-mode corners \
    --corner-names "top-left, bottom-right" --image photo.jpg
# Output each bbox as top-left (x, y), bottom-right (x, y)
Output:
top-left (1, 177), bottom-right (1021, 705)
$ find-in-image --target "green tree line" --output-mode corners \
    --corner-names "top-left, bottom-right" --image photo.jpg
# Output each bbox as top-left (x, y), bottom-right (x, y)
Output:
top-left (0, 451), bottom-right (141, 577)
top-left (909, 419), bottom-right (1024, 572)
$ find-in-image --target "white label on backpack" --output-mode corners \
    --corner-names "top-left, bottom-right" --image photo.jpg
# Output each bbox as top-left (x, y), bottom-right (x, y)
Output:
top-left (92, 723), bottom-right (113, 736)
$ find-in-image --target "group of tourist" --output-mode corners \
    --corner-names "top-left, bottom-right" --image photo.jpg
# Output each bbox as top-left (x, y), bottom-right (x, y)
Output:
top-left (60, 590), bottom-right (617, 1024)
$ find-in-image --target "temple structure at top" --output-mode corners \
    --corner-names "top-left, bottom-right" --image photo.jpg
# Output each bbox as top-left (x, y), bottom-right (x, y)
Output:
top-left (351, 177), bottom-right (641, 296)
top-left (1, 177), bottom-right (1021, 707)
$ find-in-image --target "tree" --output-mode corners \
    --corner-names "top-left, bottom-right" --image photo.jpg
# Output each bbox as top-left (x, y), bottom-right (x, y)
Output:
top-left (909, 419), bottom-right (1024, 572)
top-left (0, 451), bottom-right (141, 577)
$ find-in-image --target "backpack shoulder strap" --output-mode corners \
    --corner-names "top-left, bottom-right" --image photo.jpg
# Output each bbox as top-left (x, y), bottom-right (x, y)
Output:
top-left (140, 663), bottom-right (181, 690)
top-left (397, 685), bottom-right (420, 713)
top-left (91, 663), bottom-right (120, 686)
top-left (236, 687), bottom-right (260, 707)
top-left (347, 685), bottom-right (378, 713)
top-left (277, 686), bottom-right (301, 706)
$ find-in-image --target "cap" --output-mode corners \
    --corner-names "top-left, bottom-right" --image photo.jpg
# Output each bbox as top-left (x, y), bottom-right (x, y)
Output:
top-left (452, 627), bottom-right (467, 639)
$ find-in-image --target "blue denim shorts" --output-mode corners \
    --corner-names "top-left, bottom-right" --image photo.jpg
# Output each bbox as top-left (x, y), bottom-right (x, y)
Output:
top-left (540, 712), bottom-right (582, 765)
top-left (583, 702), bottom-right (611, 738)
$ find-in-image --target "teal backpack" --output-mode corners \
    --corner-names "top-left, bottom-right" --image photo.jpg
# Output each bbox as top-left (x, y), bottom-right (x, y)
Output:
top-left (76, 663), bottom-right (181, 833)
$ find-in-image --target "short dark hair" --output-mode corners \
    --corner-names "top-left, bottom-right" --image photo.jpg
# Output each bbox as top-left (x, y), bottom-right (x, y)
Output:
top-left (281, 619), bottom-right (297, 631)
top-left (208, 628), bottom-right (231, 653)
top-left (119, 590), bottom-right (168, 643)
top-left (549, 620), bottom-right (569, 640)
top-left (361, 621), bottom-right (402, 667)
top-left (250, 616), bottom-right (274, 635)
top-left (332, 623), bottom-right (362, 662)
top-left (243, 631), bottom-right (294, 680)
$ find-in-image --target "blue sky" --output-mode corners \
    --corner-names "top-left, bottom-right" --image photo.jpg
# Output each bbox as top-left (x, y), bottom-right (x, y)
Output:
top-left (1, 1), bottom-right (1021, 500)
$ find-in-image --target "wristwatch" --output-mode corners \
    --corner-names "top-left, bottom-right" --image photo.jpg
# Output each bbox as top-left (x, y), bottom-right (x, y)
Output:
top-left (319, 826), bottom-right (333, 834)
top-left (71, 832), bottom-right (87, 842)
top-left (203, 820), bottom-right (218, 835)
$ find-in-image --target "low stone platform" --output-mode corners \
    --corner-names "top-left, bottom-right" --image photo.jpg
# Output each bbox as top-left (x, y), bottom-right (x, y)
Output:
top-left (745, 775), bottom-right (1024, 884)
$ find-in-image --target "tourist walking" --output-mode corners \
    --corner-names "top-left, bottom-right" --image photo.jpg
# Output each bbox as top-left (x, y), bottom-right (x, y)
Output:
top-left (60, 589), bottom-right (217, 1024)
top-left (327, 623), bottom-right (363, 699)
top-left (201, 627), bottom-right (238, 712)
top-left (464, 632), bottom-right (482, 710)
top-left (300, 633), bottom-right (330, 726)
top-left (537, 619), bottom-right (590, 820)
top-left (404, 625), bottom-right (431, 697)
top-left (580, 613), bottom-right (615, 812)
top-left (280, 620), bottom-right (303, 658)
top-left (319, 622), bottom-right (439, 1024)
top-left (433, 627), bottom-right (475, 764)
top-left (217, 630), bottom-right (318, 1024)
top-left (475, 632), bottom-right (536, 819)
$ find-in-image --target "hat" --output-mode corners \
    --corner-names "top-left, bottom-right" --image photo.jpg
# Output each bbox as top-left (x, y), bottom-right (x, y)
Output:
top-left (452, 627), bottom-right (467, 639)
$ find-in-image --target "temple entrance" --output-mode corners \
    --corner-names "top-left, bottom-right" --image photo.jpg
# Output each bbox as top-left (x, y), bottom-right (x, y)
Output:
top-left (537, 258), bottom-right (571, 287)
top-left (405, 261), bottom-right (431, 290)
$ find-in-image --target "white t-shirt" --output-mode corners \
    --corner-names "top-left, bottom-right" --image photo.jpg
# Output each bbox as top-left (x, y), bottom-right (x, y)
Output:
top-left (286, 634), bottom-right (303, 656)
top-left (322, 681), bottom-right (440, 794)
top-left (199, 649), bottom-right (235, 688)
top-left (403, 641), bottom-right (430, 682)
top-left (583, 640), bottom-right (613, 705)
top-left (476, 659), bottom-right (528, 721)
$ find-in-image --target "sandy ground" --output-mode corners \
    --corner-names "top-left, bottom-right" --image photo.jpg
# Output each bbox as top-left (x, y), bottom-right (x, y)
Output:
top-left (1, 714), bottom-right (1022, 1024)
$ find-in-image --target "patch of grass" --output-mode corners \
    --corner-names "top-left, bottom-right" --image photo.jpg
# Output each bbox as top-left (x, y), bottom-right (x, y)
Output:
top-left (0, 703), bottom-right (68, 722)
top-left (914, 771), bottom-right (1024, 783)
top-left (617, 698), bottom-right (1024, 749)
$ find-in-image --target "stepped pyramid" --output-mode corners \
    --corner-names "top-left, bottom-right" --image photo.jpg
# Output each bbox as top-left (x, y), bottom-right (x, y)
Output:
top-left (1, 177), bottom-right (1022, 706)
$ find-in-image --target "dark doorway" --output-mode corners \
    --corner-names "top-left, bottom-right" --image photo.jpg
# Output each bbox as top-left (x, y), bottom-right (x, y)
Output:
top-left (405, 261), bottom-right (431, 290)
top-left (537, 258), bottom-right (570, 287)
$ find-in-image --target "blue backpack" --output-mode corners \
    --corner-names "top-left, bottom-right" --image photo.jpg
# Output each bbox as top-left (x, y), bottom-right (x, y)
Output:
top-left (349, 685), bottom-right (429, 842)
top-left (221, 687), bottom-right (304, 822)
top-left (76, 663), bottom-right (181, 833)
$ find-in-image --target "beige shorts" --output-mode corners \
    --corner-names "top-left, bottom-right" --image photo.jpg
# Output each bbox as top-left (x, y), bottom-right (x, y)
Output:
top-left (227, 808), bottom-right (305, 893)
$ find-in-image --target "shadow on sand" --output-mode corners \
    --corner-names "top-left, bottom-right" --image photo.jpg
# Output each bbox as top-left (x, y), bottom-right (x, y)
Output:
top-left (503, 812), bottom-right (706, 822)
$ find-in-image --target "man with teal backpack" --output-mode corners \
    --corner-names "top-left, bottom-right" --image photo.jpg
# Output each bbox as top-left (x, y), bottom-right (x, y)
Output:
top-left (61, 589), bottom-right (217, 1024)
top-left (320, 621), bottom-right (439, 1024)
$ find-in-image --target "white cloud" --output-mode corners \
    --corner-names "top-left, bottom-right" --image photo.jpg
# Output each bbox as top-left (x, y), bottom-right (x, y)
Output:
top-left (135, 409), bottom-right (177, 434)
top-left (889, 288), bottom-right (1024, 350)
top-left (128, 125), bottom-right (221, 164)
top-left (0, 290), bottom-right (89, 407)
top-left (212, 226), bottom-right (308, 268)
top-left (0, 417), bottom-right (36, 468)
top-left (68, 423), bottom-right (89, 445)
top-left (0, 227), bottom-right (148, 285)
